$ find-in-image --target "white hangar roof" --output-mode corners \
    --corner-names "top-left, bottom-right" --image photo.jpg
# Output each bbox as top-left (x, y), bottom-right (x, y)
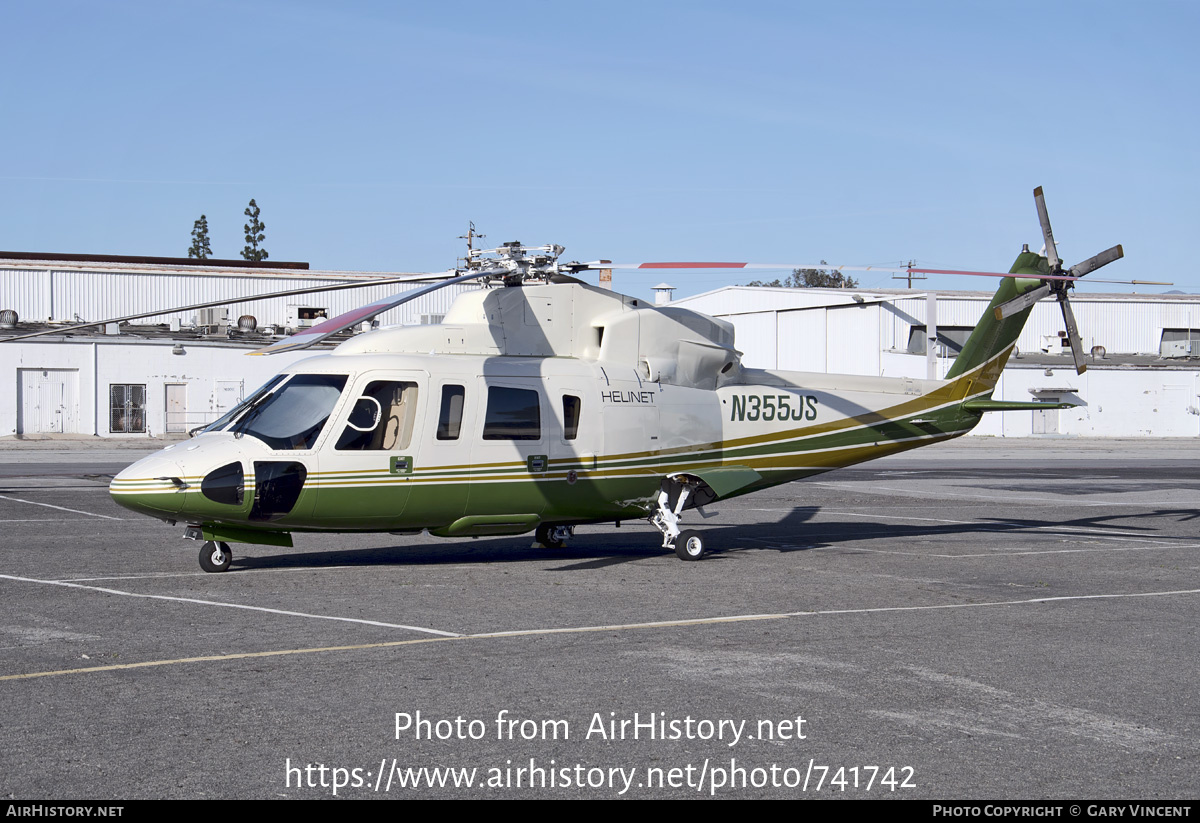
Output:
top-left (0, 252), bottom-right (479, 331)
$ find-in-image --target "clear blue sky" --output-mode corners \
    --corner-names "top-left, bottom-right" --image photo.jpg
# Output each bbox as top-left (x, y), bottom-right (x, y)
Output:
top-left (2, 0), bottom-right (1195, 301)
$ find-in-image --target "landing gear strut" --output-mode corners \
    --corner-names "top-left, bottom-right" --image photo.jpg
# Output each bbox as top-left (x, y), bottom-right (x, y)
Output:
top-left (650, 478), bottom-right (707, 560)
top-left (198, 540), bottom-right (232, 573)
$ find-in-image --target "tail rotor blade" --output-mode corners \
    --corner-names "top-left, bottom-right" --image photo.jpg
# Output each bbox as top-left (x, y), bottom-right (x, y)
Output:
top-left (1068, 245), bottom-right (1124, 278)
top-left (1058, 293), bottom-right (1087, 375)
top-left (1033, 186), bottom-right (1061, 270)
top-left (994, 283), bottom-right (1051, 320)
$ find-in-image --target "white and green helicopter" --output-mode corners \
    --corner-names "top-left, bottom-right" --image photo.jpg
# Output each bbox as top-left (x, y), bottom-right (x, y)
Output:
top-left (107, 188), bottom-right (1136, 571)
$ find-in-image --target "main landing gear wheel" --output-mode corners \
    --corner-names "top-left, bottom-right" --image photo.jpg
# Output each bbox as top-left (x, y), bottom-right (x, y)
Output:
top-left (199, 541), bottom-right (232, 573)
top-left (674, 530), bottom-right (705, 561)
top-left (534, 524), bottom-right (571, 549)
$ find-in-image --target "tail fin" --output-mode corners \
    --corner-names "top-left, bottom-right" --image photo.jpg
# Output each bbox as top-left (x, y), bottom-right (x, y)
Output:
top-left (943, 250), bottom-right (1048, 388)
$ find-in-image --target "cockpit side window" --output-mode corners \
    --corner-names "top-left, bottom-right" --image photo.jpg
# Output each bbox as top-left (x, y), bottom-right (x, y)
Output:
top-left (230, 374), bottom-right (348, 450)
top-left (336, 381), bottom-right (419, 451)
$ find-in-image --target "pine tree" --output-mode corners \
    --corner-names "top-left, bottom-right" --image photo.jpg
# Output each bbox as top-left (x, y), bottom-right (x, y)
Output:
top-left (241, 199), bottom-right (268, 262)
top-left (747, 261), bottom-right (858, 289)
top-left (187, 215), bottom-right (212, 259)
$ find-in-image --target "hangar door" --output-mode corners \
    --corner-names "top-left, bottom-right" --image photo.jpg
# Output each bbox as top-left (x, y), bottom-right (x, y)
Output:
top-left (18, 369), bottom-right (80, 434)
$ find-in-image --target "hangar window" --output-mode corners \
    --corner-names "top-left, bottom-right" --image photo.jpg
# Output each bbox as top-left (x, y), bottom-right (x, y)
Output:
top-left (336, 381), bottom-right (419, 451)
top-left (906, 326), bottom-right (975, 356)
top-left (483, 386), bottom-right (541, 441)
top-left (109, 384), bottom-right (147, 433)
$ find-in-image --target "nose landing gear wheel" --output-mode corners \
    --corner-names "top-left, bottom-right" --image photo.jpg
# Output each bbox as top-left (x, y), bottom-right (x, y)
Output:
top-left (199, 541), bottom-right (232, 573)
top-left (674, 530), bottom-right (705, 561)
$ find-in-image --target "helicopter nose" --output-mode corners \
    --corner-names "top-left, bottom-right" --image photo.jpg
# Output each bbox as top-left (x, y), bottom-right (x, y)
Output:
top-left (109, 453), bottom-right (189, 517)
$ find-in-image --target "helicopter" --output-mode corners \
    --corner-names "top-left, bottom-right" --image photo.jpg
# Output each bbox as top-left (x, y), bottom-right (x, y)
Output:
top-left (103, 188), bottom-right (1141, 572)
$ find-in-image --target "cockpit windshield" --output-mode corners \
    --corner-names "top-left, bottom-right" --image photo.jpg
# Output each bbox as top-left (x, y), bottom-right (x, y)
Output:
top-left (201, 375), bottom-right (287, 436)
top-left (205, 374), bottom-right (349, 450)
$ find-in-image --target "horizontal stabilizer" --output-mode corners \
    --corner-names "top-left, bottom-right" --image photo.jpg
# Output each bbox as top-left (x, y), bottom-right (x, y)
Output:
top-left (962, 399), bottom-right (1078, 412)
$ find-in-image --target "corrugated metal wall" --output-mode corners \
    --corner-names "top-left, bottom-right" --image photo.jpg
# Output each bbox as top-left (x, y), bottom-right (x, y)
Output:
top-left (673, 288), bottom-right (1200, 368)
top-left (0, 265), bottom-right (478, 328)
top-left (887, 294), bottom-right (1200, 356)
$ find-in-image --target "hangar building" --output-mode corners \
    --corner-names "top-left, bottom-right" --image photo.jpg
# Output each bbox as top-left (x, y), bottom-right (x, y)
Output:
top-left (0, 253), bottom-right (477, 438)
top-left (3, 253), bottom-right (1198, 439)
top-left (670, 286), bottom-right (1200, 437)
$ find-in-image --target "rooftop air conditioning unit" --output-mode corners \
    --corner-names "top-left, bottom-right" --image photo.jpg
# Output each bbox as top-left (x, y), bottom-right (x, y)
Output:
top-left (197, 308), bottom-right (228, 333)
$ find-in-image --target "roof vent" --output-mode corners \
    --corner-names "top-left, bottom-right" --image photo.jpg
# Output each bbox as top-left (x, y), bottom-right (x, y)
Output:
top-left (0, 309), bottom-right (16, 329)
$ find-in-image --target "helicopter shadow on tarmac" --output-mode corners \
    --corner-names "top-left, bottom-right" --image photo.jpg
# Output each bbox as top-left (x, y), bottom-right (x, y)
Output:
top-left (219, 502), bottom-right (1196, 573)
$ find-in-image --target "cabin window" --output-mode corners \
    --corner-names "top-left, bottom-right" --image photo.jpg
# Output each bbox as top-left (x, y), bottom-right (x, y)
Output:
top-left (483, 386), bottom-right (541, 441)
top-left (229, 374), bottom-right (348, 450)
top-left (437, 385), bottom-right (466, 440)
top-left (336, 381), bottom-right (419, 451)
top-left (562, 395), bottom-right (581, 440)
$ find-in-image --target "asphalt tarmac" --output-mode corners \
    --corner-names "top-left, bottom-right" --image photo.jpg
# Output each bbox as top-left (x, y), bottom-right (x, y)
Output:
top-left (0, 438), bottom-right (1197, 799)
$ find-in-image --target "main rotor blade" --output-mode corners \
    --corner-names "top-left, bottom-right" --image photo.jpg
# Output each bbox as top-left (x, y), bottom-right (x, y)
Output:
top-left (587, 262), bottom-right (1086, 282)
top-left (1058, 293), bottom-right (1087, 375)
top-left (582, 261), bottom-right (1166, 286)
top-left (250, 268), bottom-right (505, 355)
top-left (1034, 186), bottom-right (1061, 270)
top-left (0, 272), bottom-right (452, 343)
top-left (1068, 245), bottom-right (1124, 278)
top-left (994, 283), bottom-right (1052, 320)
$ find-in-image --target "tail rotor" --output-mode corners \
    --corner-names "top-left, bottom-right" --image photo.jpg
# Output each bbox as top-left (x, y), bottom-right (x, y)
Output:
top-left (1029, 187), bottom-right (1124, 374)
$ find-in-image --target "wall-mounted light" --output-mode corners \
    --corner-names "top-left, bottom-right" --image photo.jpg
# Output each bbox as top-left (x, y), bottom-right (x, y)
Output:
top-left (171, 344), bottom-right (185, 356)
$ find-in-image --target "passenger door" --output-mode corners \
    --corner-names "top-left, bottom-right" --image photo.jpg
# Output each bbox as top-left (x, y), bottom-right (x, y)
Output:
top-left (467, 380), bottom-right (549, 517)
top-left (313, 371), bottom-right (426, 528)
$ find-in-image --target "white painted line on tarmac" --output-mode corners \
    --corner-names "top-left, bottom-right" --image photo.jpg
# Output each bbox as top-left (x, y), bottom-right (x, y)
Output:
top-left (62, 566), bottom-right (361, 582)
top-left (819, 510), bottom-right (1164, 539)
top-left (753, 525), bottom-right (1178, 547)
top-left (0, 487), bottom-right (111, 494)
top-left (751, 507), bottom-right (1179, 544)
top-left (4, 587), bottom-right (1199, 681)
top-left (0, 494), bottom-right (122, 520)
top-left (860, 528), bottom-right (1168, 546)
top-left (812, 543), bottom-right (1200, 559)
top-left (0, 573), bottom-right (460, 637)
top-left (814, 481), bottom-right (1135, 508)
top-left (0, 519), bottom-right (86, 523)
top-left (803, 587), bottom-right (1200, 615)
top-left (742, 536), bottom-right (1198, 558)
